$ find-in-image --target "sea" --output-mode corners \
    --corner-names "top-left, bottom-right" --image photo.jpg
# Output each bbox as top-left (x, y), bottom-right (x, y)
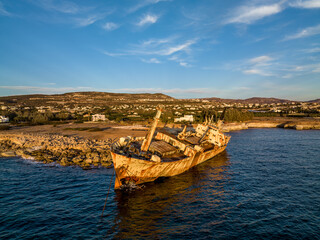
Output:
top-left (0, 129), bottom-right (319, 239)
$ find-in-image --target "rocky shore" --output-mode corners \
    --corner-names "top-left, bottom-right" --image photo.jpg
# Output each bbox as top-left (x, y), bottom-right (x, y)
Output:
top-left (0, 119), bottom-right (319, 169)
top-left (0, 133), bottom-right (113, 169)
top-left (221, 121), bottom-right (320, 132)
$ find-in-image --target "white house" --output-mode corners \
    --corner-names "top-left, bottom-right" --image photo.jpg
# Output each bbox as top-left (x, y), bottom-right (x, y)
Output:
top-left (92, 114), bottom-right (106, 122)
top-left (0, 116), bottom-right (9, 123)
top-left (174, 115), bottom-right (194, 123)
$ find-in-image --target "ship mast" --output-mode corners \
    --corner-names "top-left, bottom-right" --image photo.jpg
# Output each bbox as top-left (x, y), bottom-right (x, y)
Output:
top-left (141, 106), bottom-right (163, 152)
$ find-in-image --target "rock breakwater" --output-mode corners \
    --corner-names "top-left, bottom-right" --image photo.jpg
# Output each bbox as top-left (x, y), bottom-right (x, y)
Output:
top-left (221, 121), bottom-right (320, 132)
top-left (0, 133), bottom-right (113, 169)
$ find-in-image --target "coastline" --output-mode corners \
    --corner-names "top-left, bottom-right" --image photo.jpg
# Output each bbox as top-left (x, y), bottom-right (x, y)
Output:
top-left (0, 133), bottom-right (113, 169)
top-left (0, 118), bottom-right (319, 168)
top-left (221, 120), bottom-right (320, 132)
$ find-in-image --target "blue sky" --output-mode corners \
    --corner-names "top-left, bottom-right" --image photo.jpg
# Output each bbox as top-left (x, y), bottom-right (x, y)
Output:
top-left (0, 0), bottom-right (319, 100)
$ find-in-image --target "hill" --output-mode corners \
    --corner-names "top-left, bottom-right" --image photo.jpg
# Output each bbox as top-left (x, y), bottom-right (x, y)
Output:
top-left (0, 92), bottom-right (175, 107)
top-left (308, 99), bottom-right (320, 103)
top-left (202, 97), bottom-right (295, 104)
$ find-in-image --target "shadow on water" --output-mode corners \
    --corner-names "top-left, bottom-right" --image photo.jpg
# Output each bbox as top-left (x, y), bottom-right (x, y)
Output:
top-left (106, 151), bottom-right (231, 239)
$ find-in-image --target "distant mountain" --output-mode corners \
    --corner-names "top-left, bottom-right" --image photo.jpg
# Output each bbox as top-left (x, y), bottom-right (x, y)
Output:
top-left (203, 97), bottom-right (295, 104)
top-left (308, 99), bottom-right (320, 103)
top-left (0, 92), bottom-right (317, 107)
top-left (0, 91), bottom-right (175, 107)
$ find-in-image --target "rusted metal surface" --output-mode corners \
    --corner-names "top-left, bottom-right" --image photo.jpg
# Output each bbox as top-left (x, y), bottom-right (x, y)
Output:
top-left (185, 136), bottom-right (200, 145)
top-left (141, 107), bottom-right (163, 152)
top-left (149, 141), bottom-right (177, 156)
top-left (112, 144), bottom-right (228, 189)
top-left (111, 110), bottom-right (231, 189)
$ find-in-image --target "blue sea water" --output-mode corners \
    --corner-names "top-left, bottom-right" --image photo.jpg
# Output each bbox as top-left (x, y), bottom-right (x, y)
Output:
top-left (0, 129), bottom-right (320, 239)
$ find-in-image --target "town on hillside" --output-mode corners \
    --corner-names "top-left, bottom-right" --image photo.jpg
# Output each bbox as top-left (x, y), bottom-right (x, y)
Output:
top-left (0, 92), bottom-right (319, 125)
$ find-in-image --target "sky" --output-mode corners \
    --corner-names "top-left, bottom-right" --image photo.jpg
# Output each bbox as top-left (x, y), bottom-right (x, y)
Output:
top-left (0, 0), bottom-right (319, 100)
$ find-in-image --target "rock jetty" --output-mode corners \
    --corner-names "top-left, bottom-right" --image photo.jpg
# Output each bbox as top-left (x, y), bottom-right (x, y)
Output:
top-left (0, 133), bottom-right (113, 169)
top-left (221, 121), bottom-right (320, 132)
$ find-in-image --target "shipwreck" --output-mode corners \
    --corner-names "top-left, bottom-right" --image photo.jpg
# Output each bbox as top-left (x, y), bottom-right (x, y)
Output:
top-left (111, 107), bottom-right (230, 189)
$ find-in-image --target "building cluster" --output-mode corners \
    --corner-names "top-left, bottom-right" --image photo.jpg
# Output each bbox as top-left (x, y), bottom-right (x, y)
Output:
top-left (0, 116), bottom-right (9, 123)
top-left (0, 99), bottom-right (319, 123)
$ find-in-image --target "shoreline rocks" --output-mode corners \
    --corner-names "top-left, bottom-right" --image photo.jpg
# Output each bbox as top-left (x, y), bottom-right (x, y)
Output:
top-left (222, 121), bottom-right (320, 132)
top-left (0, 133), bottom-right (113, 169)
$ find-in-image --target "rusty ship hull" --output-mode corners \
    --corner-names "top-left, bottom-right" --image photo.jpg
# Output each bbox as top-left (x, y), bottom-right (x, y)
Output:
top-left (111, 107), bottom-right (230, 189)
top-left (111, 144), bottom-right (227, 189)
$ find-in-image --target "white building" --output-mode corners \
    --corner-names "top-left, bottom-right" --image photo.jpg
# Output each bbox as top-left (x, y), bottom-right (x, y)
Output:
top-left (0, 116), bottom-right (9, 123)
top-left (174, 115), bottom-right (194, 123)
top-left (92, 114), bottom-right (106, 122)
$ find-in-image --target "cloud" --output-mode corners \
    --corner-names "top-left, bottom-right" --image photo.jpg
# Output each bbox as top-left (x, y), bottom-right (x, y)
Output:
top-left (250, 55), bottom-right (273, 64)
top-left (141, 38), bottom-right (172, 46)
top-left (137, 14), bottom-right (159, 26)
top-left (226, 3), bottom-right (282, 24)
top-left (0, 86), bottom-right (95, 94)
top-left (74, 14), bottom-right (106, 27)
top-left (243, 69), bottom-right (273, 76)
top-left (238, 55), bottom-right (275, 76)
top-left (301, 47), bottom-right (320, 53)
top-left (102, 38), bottom-right (196, 57)
top-left (30, 0), bottom-right (113, 27)
top-left (141, 58), bottom-right (161, 63)
top-left (128, 0), bottom-right (169, 13)
top-left (284, 24), bottom-right (320, 40)
top-left (101, 36), bottom-right (196, 67)
top-left (289, 0), bottom-right (320, 8)
top-left (295, 63), bottom-right (320, 72)
top-left (0, 1), bottom-right (11, 16)
top-left (179, 62), bottom-right (188, 67)
top-left (158, 40), bottom-right (195, 55)
top-left (32, 0), bottom-right (80, 14)
top-left (101, 50), bottom-right (127, 57)
top-left (102, 22), bottom-right (119, 31)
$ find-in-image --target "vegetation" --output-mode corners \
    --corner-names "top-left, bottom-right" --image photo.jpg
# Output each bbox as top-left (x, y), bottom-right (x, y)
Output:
top-left (195, 108), bottom-right (253, 123)
top-left (224, 109), bottom-right (254, 122)
top-left (1, 110), bottom-right (74, 125)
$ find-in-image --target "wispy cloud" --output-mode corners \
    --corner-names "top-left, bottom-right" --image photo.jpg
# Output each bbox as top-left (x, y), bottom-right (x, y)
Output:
top-left (32, 0), bottom-right (81, 14)
top-left (30, 0), bottom-right (112, 27)
top-left (250, 55), bottom-right (273, 64)
top-left (301, 47), bottom-right (320, 53)
top-left (179, 62), bottom-right (192, 68)
top-left (293, 63), bottom-right (320, 72)
top-left (168, 54), bottom-right (193, 68)
top-left (102, 22), bottom-right (119, 31)
top-left (240, 55), bottom-right (275, 76)
top-left (284, 24), bottom-right (320, 40)
top-left (225, 3), bottom-right (283, 24)
top-left (243, 69), bottom-right (273, 76)
top-left (102, 38), bottom-right (197, 60)
top-left (137, 14), bottom-right (159, 26)
top-left (101, 50), bottom-right (128, 57)
top-left (141, 58), bottom-right (161, 63)
top-left (289, 0), bottom-right (320, 8)
top-left (158, 40), bottom-right (195, 55)
top-left (128, 0), bottom-right (169, 13)
top-left (0, 1), bottom-right (12, 16)
top-left (101, 37), bottom-right (196, 68)
top-left (74, 15), bottom-right (104, 27)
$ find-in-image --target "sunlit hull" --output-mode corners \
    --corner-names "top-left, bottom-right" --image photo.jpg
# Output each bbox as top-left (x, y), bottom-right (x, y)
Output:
top-left (111, 144), bottom-right (228, 189)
